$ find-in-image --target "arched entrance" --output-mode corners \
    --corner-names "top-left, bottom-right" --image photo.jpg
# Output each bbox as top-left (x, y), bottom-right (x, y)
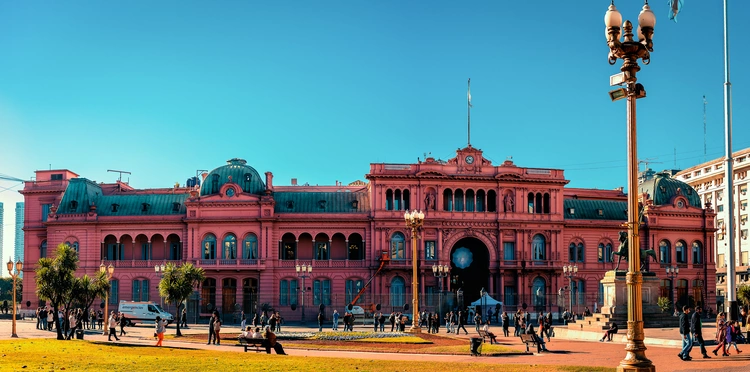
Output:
top-left (450, 237), bottom-right (490, 308)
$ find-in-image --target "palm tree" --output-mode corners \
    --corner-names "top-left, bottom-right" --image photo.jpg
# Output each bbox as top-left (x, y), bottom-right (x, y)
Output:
top-left (738, 284), bottom-right (750, 308)
top-left (72, 272), bottom-right (110, 319)
top-left (35, 244), bottom-right (78, 340)
top-left (158, 262), bottom-right (205, 336)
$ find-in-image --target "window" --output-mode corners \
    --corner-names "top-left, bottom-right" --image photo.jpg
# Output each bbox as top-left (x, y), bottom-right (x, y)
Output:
top-left (315, 242), bottom-right (329, 260)
top-left (391, 232), bottom-right (405, 260)
top-left (69, 200), bottom-right (78, 212)
top-left (40, 240), bottom-right (47, 258)
top-left (172, 202), bottom-right (180, 213)
top-left (141, 203), bottom-right (150, 213)
top-left (718, 205), bottom-right (724, 212)
top-left (443, 189), bottom-right (453, 211)
top-left (242, 173), bottom-right (253, 193)
top-left (202, 234), bottom-right (217, 260)
top-left (346, 279), bottom-right (364, 305)
top-left (425, 241), bottom-right (436, 260)
top-left (313, 279), bottom-right (331, 306)
top-left (504, 286), bottom-right (517, 306)
top-left (106, 243), bottom-right (124, 260)
top-left (717, 254), bottom-right (725, 268)
top-left (170, 241), bottom-right (181, 260)
top-left (532, 234), bottom-right (546, 260)
top-left (598, 243), bottom-right (613, 263)
top-left (201, 278), bottom-right (216, 313)
top-left (223, 234), bottom-right (237, 259)
top-left (503, 242), bottom-right (516, 261)
top-left (569, 242), bottom-right (584, 262)
top-left (742, 229), bottom-right (749, 240)
top-left (279, 279), bottom-right (298, 306)
top-left (386, 189), bottom-right (393, 210)
top-left (348, 242), bottom-right (363, 260)
top-left (50, 173), bottom-right (63, 181)
top-left (211, 174), bottom-right (219, 194)
top-left (741, 185), bottom-right (748, 195)
top-left (243, 234), bottom-right (258, 259)
top-left (659, 240), bottom-right (671, 264)
top-left (141, 242), bottom-right (152, 260)
top-left (109, 279), bottom-right (119, 305)
top-left (41, 204), bottom-right (51, 222)
top-left (571, 280), bottom-right (585, 305)
top-left (660, 279), bottom-right (672, 300)
top-left (742, 214), bottom-right (748, 225)
top-left (281, 241), bottom-right (297, 260)
top-left (390, 277), bottom-right (405, 308)
top-left (132, 279), bottom-right (150, 302)
top-left (675, 241), bottom-right (686, 263)
top-left (692, 241), bottom-right (702, 264)
top-left (65, 241), bottom-right (79, 254)
top-left (741, 251), bottom-right (749, 266)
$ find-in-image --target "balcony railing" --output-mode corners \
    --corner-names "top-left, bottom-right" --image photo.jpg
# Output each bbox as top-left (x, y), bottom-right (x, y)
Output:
top-left (102, 260), bottom-right (183, 269)
top-left (278, 259), bottom-right (367, 269)
top-left (196, 259), bottom-right (266, 269)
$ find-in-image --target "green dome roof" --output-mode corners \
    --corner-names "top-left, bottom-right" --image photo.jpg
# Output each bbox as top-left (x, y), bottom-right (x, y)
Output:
top-left (639, 172), bottom-right (701, 208)
top-left (200, 158), bottom-right (265, 196)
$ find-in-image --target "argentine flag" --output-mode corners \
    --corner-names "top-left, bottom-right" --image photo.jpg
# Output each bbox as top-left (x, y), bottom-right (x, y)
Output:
top-left (668, 0), bottom-right (683, 23)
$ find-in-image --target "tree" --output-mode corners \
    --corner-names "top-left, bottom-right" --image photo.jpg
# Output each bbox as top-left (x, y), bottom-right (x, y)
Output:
top-left (657, 296), bottom-right (671, 313)
top-left (738, 284), bottom-right (750, 308)
top-left (72, 272), bottom-right (110, 318)
top-left (35, 243), bottom-right (78, 340)
top-left (158, 262), bottom-right (205, 336)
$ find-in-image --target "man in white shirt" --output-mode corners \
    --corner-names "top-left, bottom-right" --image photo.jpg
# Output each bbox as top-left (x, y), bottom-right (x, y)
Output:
top-left (107, 312), bottom-right (120, 341)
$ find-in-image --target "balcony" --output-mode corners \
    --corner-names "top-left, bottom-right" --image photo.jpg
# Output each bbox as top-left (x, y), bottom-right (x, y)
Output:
top-left (196, 259), bottom-right (266, 270)
top-left (101, 260), bottom-right (183, 269)
top-left (278, 259), bottom-right (367, 269)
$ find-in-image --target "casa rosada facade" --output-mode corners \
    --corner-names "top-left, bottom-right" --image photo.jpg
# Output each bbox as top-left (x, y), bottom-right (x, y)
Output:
top-left (20, 146), bottom-right (717, 321)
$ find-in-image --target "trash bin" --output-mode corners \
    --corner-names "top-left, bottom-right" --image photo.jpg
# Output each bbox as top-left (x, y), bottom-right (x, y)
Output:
top-left (470, 337), bottom-right (483, 356)
top-left (75, 329), bottom-right (84, 340)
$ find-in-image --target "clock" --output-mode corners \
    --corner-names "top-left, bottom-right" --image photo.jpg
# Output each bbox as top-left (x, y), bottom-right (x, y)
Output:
top-left (676, 200), bottom-right (684, 208)
top-left (465, 155), bottom-right (475, 164)
top-left (226, 188), bottom-right (235, 197)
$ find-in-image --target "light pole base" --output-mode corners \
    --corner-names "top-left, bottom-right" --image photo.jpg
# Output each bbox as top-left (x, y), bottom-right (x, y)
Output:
top-left (11, 334), bottom-right (18, 338)
top-left (616, 364), bottom-right (655, 372)
top-left (406, 325), bottom-right (422, 334)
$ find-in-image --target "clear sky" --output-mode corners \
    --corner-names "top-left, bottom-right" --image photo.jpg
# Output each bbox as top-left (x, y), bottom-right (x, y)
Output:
top-left (1, 1), bottom-right (748, 276)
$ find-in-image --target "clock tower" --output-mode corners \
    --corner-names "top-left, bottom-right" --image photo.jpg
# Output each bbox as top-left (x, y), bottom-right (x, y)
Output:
top-left (450, 145), bottom-right (488, 173)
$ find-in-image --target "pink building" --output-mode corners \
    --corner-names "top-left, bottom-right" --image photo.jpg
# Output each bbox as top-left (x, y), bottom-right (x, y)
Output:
top-left (20, 146), bottom-right (716, 321)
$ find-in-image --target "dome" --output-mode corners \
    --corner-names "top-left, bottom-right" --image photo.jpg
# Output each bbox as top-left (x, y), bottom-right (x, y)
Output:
top-left (638, 172), bottom-right (701, 208)
top-left (200, 158), bottom-right (265, 196)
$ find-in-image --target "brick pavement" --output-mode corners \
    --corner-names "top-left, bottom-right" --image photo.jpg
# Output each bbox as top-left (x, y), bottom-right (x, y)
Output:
top-left (2, 318), bottom-right (748, 372)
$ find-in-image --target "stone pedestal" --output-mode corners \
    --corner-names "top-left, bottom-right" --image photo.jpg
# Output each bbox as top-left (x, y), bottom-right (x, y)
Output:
top-left (601, 270), bottom-right (677, 328)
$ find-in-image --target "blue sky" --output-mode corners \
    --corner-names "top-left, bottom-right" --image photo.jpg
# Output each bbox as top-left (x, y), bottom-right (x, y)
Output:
top-left (1, 1), bottom-right (748, 275)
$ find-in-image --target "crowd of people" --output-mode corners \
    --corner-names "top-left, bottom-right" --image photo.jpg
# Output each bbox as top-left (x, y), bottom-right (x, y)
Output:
top-left (32, 306), bottom-right (132, 341)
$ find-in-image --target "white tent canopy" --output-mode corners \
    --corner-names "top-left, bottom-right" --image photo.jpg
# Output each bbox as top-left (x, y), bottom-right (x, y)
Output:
top-left (470, 294), bottom-right (503, 307)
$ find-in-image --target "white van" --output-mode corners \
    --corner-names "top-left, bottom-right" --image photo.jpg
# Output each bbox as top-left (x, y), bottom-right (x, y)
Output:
top-left (118, 301), bottom-right (174, 326)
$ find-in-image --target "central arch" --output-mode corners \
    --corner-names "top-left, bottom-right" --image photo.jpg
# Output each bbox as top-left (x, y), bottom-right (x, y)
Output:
top-left (449, 237), bottom-right (490, 307)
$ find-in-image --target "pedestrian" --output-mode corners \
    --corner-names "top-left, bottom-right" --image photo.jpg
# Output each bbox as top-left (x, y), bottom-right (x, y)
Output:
top-left (501, 311), bottom-right (509, 337)
top-left (378, 312), bottom-right (386, 332)
top-left (474, 312), bottom-right (482, 332)
top-left (47, 308), bottom-right (54, 331)
top-left (678, 305), bottom-right (693, 361)
top-left (119, 313), bottom-right (128, 336)
top-left (181, 308), bottom-right (188, 329)
top-left (332, 309), bottom-right (339, 331)
top-left (389, 312), bottom-right (396, 332)
top-left (207, 312), bottom-right (216, 345)
top-left (155, 316), bottom-right (167, 347)
top-left (456, 311), bottom-right (468, 335)
top-left (240, 315), bottom-right (247, 332)
top-left (276, 312), bottom-right (283, 332)
top-left (318, 311), bottom-right (324, 332)
top-left (599, 321), bottom-right (618, 342)
top-left (725, 321), bottom-right (742, 354)
top-left (691, 306), bottom-right (710, 358)
top-left (373, 312), bottom-right (378, 332)
top-left (108, 311), bottom-right (120, 342)
top-left (712, 312), bottom-right (729, 356)
top-left (213, 314), bottom-right (222, 345)
top-left (97, 310), bottom-right (104, 330)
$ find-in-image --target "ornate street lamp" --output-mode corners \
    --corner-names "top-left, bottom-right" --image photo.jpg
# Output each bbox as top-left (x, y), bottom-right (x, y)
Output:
top-left (563, 264), bottom-right (578, 317)
top-left (665, 266), bottom-right (679, 310)
top-left (432, 264), bottom-right (449, 316)
top-left (404, 209), bottom-right (425, 333)
top-left (295, 263), bottom-right (313, 324)
top-left (604, 1), bottom-right (656, 371)
top-left (7, 257), bottom-right (23, 338)
top-left (100, 263), bottom-right (115, 336)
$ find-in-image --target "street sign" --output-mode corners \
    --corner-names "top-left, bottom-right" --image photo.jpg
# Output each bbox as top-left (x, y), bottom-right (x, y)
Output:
top-left (610, 72), bottom-right (626, 86)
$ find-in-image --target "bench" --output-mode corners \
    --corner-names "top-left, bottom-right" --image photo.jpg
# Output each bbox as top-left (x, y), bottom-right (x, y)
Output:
top-left (237, 337), bottom-right (264, 353)
top-left (477, 329), bottom-right (489, 341)
top-left (520, 334), bottom-right (541, 353)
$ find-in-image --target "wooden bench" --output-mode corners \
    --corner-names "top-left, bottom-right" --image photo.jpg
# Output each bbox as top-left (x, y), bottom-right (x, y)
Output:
top-left (477, 329), bottom-right (489, 341)
top-left (520, 334), bottom-right (541, 353)
top-left (237, 337), bottom-right (264, 353)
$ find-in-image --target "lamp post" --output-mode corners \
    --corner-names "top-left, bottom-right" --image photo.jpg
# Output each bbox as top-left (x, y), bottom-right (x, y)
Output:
top-left (563, 264), bottom-right (578, 317)
top-left (404, 209), bottom-right (425, 333)
top-left (100, 263), bottom-right (115, 336)
top-left (666, 266), bottom-right (679, 310)
top-left (432, 264), bottom-right (449, 317)
top-left (155, 263), bottom-right (166, 308)
top-left (604, 2), bottom-right (656, 371)
top-left (480, 287), bottom-right (487, 324)
top-left (7, 257), bottom-right (22, 338)
top-left (295, 263), bottom-right (312, 324)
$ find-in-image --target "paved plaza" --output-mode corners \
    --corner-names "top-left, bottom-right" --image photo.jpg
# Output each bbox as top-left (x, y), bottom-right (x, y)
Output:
top-left (2, 318), bottom-right (749, 371)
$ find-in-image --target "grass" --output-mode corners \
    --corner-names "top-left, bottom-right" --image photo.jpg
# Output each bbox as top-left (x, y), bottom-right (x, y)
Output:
top-left (0, 339), bottom-right (615, 372)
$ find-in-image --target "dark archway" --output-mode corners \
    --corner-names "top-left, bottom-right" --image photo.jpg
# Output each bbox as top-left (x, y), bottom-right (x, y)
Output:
top-left (449, 237), bottom-right (490, 307)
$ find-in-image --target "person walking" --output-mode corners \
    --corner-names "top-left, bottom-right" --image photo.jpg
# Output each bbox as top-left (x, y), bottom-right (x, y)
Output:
top-left (501, 311), bottom-right (509, 337)
top-left (107, 311), bottom-right (120, 342)
top-left (389, 312), bottom-right (396, 332)
top-left (373, 312), bottom-right (379, 332)
top-left (213, 315), bottom-right (222, 345)
top-left (678, 305), bottom-right (693, 361)
top-left (119, 313), bottom-right (128, 336)
top-left (456, 311), bottom-right (468, 335)
top-left (378, 312), bottom-right (386, 332)
top-left (318, 311), bottom-right (324, 332)
top-left (181, 308), bottom-right (188, 329)
top-left (332, 310), bottom-right (340, 331)
top-left (154, 316), bottom-right (167, 347)
top-left (691, 307), bottom-right (710, 358)
top-left (712, 312), bottom-right (729, 356)
top-left (725, 321), bottom-right (742, 354)
top-left (474, 312), bottom-right (482, 333)
top-left (207, 312), bottom-right (216, 345)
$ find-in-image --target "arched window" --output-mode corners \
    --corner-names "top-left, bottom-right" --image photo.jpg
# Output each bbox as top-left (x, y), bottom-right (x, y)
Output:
top-left (543, 193), bottom-right (550, 214)
top-left (465, 189), bottom-right (475, 212)
top-left (223, 234), bottom-right (237, 259)
top-left (65, 241), bottom-right (80, 254)
top-left (535, 193), bottom-right (543, 214)
top-left (532, 277), bottom-right (546, 311)
top-left (242, 173), bottom-right (253, 193)
top-left (403, 189), bottom-right (411, 211)
top-left (660, 279), bottom-right (672, 301)
top-left (243, 234), bottom-right (258, 259)
top-left (659, 240), bottom-right (671, 264)
top-left (202, 234), bottom-right (217, 260)
top-left (692, 241), bottom-right (702, 264)
top-left (598, 243), bottom-right (612, 263)
top-left (443, 189), bottom-right (453, 211)
top-left (390, 232), bottom-right (405, 260)
top-left (476, 190), bottom-right (486, 212)
top-left (487, 190), bottom-right (497, 212)
top-left (454, 189), bottom-right (464, 212)
top-left (40, 240), bottom-right (48, 258)
top-left (109, 279), bottom-right (119, 304)
top-left (386, 189), bottom-right (394, 210)
top-left (676, 279), bottom-right (688, 307)
top-left (528, 192), bottom-right (535, 213)
top-left (132, 279), bottom-right (149, 302)
top-left (569, 242), bottom-right (584, 262)
top-left (313, 278), bottom-right (331, 306)
top-left (675, 240), bottom-right (687, 263)
top-left (532, 234), bottom-right (546, 260)
top-left (394, 189), bottom-right (402, 211)
top-left (390, 277), bottom-right (405, 308)
top-left (346, 278), bottom-right (365, 305)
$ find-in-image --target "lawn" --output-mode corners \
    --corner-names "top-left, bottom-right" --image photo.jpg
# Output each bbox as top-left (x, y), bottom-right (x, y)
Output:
top-left (1, 339), bottom-right (615, 372)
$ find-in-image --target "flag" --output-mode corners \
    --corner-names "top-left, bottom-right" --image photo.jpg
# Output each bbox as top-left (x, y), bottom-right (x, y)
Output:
top-left (668, 0), bottom-right (683, 23)
top-left (467, 78), bottom-right (473, 108)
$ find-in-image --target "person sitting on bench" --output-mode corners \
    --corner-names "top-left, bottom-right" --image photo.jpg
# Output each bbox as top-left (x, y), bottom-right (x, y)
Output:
top-left (263, 326), bottom-right (287, 355)
top-left (599, 322), bottom-right (618, 342)
top-left (482, 321), bottom-right (498, 344)
top-left (240, 326), bottom-right (254, 340)
top-left (525, 322), bottom-right (549, 352)
top-left (251, 326), bottom-right (262, 338)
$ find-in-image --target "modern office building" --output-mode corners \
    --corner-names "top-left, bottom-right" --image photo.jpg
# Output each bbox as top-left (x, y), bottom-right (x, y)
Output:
top-left (14, 202), bottom-right (25, 278)
top-left (20, 146), bottom-right (717, 321)
top-left (675, 147), bottom-right (750, 307)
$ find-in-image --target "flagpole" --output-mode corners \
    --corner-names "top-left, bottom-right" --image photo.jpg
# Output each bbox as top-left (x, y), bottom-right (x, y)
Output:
top-left (722, 0), bottom-right (738, 322)
top-left (467, 78), bottom-right (471, 147)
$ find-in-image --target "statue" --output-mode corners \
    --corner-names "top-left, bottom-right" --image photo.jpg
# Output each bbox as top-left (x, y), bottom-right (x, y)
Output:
top-left (503, 193), bottom-right (515, 212)
top-left (424, 192), bottom-right (436, 211)
top-left (611, 231), bottom-right (657, 272)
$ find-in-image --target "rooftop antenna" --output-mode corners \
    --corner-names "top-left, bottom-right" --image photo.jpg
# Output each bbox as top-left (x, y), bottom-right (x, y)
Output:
top-left (637, 158), bottom-right (661, 172)
top-left (703, 95), bottom-right (707, 162)
top-left (467, 78), bottom-right (473, 147)
top-left (674, 147), bottom-right (677, 168)
top-left (107, 169), bottom-right (131, 183)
